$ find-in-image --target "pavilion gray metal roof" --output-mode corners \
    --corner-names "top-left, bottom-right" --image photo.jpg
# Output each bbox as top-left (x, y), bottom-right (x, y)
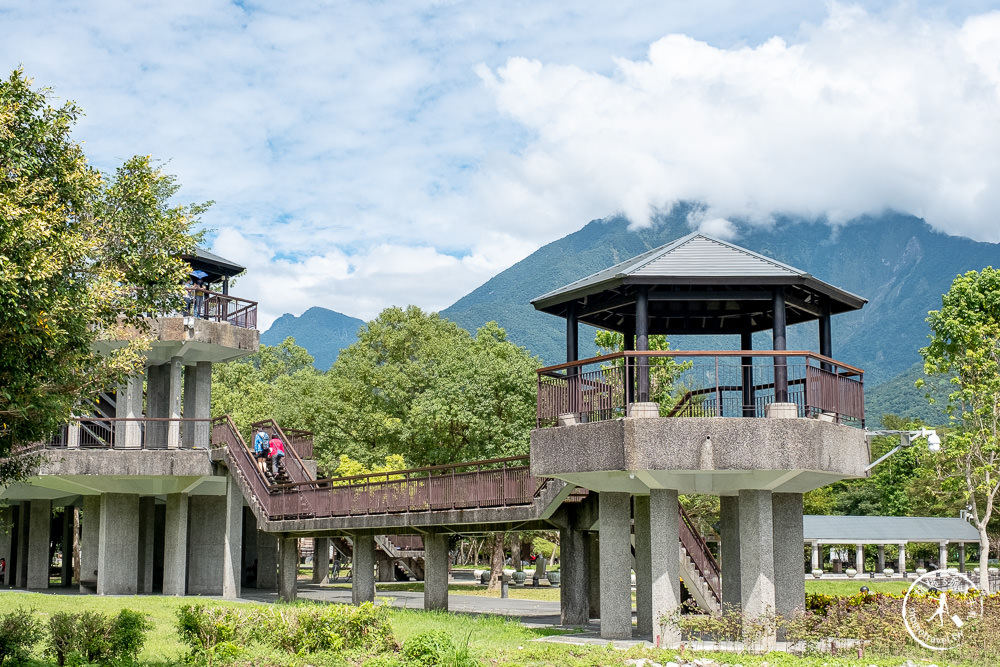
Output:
top-left (803, 515), bottom-right (980, 544)
top-left (530, 232), bottom-right (867, 335)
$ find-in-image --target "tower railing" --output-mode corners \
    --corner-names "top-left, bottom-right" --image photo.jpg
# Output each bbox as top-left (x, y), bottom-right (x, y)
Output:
top-left (536, 350), bottom-right (864, 428)
top-left (184, 286), bottom-right (257, 329)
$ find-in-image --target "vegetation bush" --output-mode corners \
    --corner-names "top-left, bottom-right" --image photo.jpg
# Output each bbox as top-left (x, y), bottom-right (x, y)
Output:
top-left (0, 608), bottom-right (43, 665)
top-left (47, 609), bottom-right (152, 666)
top-left (401, 630), bottom-right (454, 665)
top-left (177, 601), bottom-right (395, 664)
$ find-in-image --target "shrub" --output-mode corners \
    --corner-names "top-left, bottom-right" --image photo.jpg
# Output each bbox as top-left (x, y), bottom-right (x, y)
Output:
top-left (0, 608), bottom-right (43, 665)
top-left (47, 609), bottom-right (152, 666)
top-left (401, 630), bottom-right (454, 666)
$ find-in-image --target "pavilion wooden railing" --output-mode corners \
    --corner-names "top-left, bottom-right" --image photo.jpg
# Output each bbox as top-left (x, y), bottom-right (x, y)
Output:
top-left (45, 417), bottom-right (214, 449)
top-left (537, 350), bottom-right (864, 428)
top-left (185, 287), bottom-right (257, 329)
top-left (250, 419), bottom-right (315, 485)
top-left (679, 504), bottom-right (721, 605)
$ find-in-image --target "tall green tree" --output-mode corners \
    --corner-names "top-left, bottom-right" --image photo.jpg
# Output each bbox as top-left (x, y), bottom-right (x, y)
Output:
top-left (921, 267), bottom-right (1000, 590)
top-left (308, 306), bottom-right (538, 470)
top-left (0, 70), bottom-right (203, 459)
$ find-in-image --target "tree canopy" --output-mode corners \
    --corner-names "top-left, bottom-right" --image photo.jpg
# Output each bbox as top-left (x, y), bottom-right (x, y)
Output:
top-left (1, 69), bottom-right (204, 455)
top-left (921, 266), bottom-right (1000, 589)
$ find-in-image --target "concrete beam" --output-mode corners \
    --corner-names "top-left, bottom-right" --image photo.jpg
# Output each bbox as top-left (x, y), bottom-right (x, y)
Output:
top-left (424, 533), bottom-right (449, 611)
top-left (163, 493), bottom-right (188, 595)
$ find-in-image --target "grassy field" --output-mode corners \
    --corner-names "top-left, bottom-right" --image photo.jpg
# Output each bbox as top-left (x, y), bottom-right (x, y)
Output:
top-left (0, 589), bottom-right (988, 666)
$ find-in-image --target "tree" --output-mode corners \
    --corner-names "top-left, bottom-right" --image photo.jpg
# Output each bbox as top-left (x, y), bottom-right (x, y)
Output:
top-left (921, 267), bottom-right (1000, 591)
top-left (1, 70), bottom-right (203, 459)
top-left (308, 307), bottom-right (538, 470)
top-left (594, 330), bottom-right (692, 414)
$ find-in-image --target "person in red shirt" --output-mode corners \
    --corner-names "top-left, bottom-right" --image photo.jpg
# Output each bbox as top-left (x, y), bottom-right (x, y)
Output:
top-left (268, 433), bottom-right (286, 476)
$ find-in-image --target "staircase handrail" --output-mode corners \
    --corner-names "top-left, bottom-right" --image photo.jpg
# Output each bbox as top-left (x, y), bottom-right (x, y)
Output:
top-left (250, 418), bottom-right (316, 486)
top-left (678, 504), bottom-right (721, 603)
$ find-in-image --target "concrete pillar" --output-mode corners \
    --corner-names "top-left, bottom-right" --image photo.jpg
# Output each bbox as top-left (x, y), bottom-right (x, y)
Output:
top-left (810, 542), bottom-right (820, 571)
top-left (27, 499), bottom-right (51, 589)
top-left (878, 544), bottom-right (885, 571)
top-left (16, 503), bottom-right (29, 588)
top-left (67, 421), bottom-right (80, 449)
top-left (137, 497), bottom-right (155, 593)
top-left (223, 477), bottom-right (243, 599)
top-left (559, 522), bottom-right (589, 626)
top-left (97, 494), bottom-right (139, 595)
top-left (424, 532), bottom-right (449, 611)
top-left (187, 496), bottom-right (225, 594)
top-left (649, 489), bottom-right (680, 647)
top-left (0, 506), bottom-right (12, 587)
top-left (145, 364), bottom-right (168, 447)
top-left (855, 544), bottom-right (865, 573)
top-left (959, 543), bottom-right (966, 572)
top-left (167, 356), bottom-right (183, 449)
top-left (897, 543), bottom-right (906, 573)
top-left (586, 532), bottom-right (601, 619)
top-left (352, 534), bottom-right (376, 605)
top-left (939, 542), bottom-right (949, 569)
top-left (80, 496), bottom-right (100, 589)
top-left (312, 537), bottom-right (330, 584)
top-left (377, 556), bottom-right (396, 582)
top-left (183, 361), bottom-right (212, 448)
top-left (772, 493), bottom-right (804, 620)
top-left (598, 492), bottom-right (632, 640)
top-left (633, 495), bottom-right (653, 636)
top-left (115, 375), bottom-right (143, 448)
top-left (278, 537), bottom-right (298, 601)
top-left (258, 530), bottom-right (278, 590)
top-left (163, 493), bottom-right (188, 595)
top-left (720, 495), bottom-right (742, 607)
top-left (738, 490), bottom-right (776, 638)
top-left (61, 508), bottom-right (73, 586)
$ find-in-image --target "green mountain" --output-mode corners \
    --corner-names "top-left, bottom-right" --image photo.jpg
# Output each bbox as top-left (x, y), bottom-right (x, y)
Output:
top-left (441, 209), bottom-right (1000, 391)
top-left (260, 307), bottom-right (364, 370)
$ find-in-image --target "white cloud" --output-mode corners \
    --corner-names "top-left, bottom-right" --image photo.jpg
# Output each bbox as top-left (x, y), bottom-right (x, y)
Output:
top-left (3, 1), bottom-right (999, 327)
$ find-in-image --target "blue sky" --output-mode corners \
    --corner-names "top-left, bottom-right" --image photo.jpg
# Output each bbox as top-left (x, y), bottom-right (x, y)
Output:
top-left (3, 1), bottom-right (999, 326)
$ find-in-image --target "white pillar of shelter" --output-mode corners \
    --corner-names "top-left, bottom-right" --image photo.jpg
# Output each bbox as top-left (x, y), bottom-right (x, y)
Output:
top-left (166, 357), bottom-right (183, 449)
top-left (897, 543), bottom-right (906, 573)
top-left (877, 544), bottom-right (886, 571)
top-left (939, 542), bottom-right (949, 569)
top-left (855, 544), bottom-right (864, 573)
top-left (810, 541), bottom-right (820, 571)
top-left (959, 543), bottom-right (967, 572)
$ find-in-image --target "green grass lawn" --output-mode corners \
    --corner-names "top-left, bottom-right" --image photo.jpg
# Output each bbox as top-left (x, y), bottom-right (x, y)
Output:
top-left (803, 579), bottom-right (912, 596)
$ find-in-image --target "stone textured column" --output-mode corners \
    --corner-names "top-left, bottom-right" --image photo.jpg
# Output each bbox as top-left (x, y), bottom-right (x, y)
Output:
top-left (223, 476), bottom-right (243, 599)
top-left (115, 376), bottom-right (143, 449)
top-left (312, 538), bottom-right (330, 584)
top-left (278, 537), bottom-right (298, 601)
top-left (720, 495), bottom-right (742, 607)
top-left (352, 534), bottom-right (376, 605)
top-left (186, 496), bottom-right (225, 594)
top-left (649, 489), bottom-right (680, 646)
top-left (855, 544), bottom-right (865, 573)
top-left (424, 532), bottom-right (449, 611)
top-left (878, 544), bottom-right (885, 571)
top-left (0, 506), bottom-right (12, 587)
top-left (16, 503), bottom-right (29, 588)
top-left (586, 532), bottom-right (601, 619)
top-left (257, 530), bottom-right (278, 590)
top-left (738, 489), bottom-right (776, 640)
top-left (959, 543), bottom-right (966, 572)
top-left (98, 494), bottom-right (139, 595)
top-left (145, 365), bottom-right (169, 447)
top-left (559, 522), bottom-right (589, 626)
top-left (166, 356), bottom-right (183, 449)
top-left (897, 543), bottom-right (906, 573)
top-left (183, 361), bottom-right (212, 448)
top-left (811, 542), bottom-right (820, 572)
top-left (27, 499), bottom-right (51, 589)
top-left (80, 496), bottom-right (100, 589)
top-left (939, 542), bottom-right (949, 569)
top-left (598, 492), bottom-right (632, 640)
top-left (633, 495), bottom-right (653, 636)
top-left (772, 493), bottom-right (804, 619)
top-left (61, 508), bottom-right (73, 586)
top-left (137, 497), bottom-right (156, 593)
top-left (163, 493), bottom-right (188, 595)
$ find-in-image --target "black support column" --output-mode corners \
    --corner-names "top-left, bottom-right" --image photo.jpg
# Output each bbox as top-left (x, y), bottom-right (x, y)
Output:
top-left (819, 301), bottom-right (832, 372)
top-left (566, 302), bottom-right (580, 416)
top-left (741, 327), bottom-right (754, 417)
top-left (636, 288), bottom-right (650, 402)
top-left (772, 288), bottom-right (788, 403)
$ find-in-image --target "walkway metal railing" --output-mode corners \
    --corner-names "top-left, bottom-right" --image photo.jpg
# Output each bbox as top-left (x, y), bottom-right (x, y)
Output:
top-left (185, 287), bottom-right (257, 329)
top-left (537, 351), bottom-right (864, 428)
top-left (45, 417), bottom-right (213, 449)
